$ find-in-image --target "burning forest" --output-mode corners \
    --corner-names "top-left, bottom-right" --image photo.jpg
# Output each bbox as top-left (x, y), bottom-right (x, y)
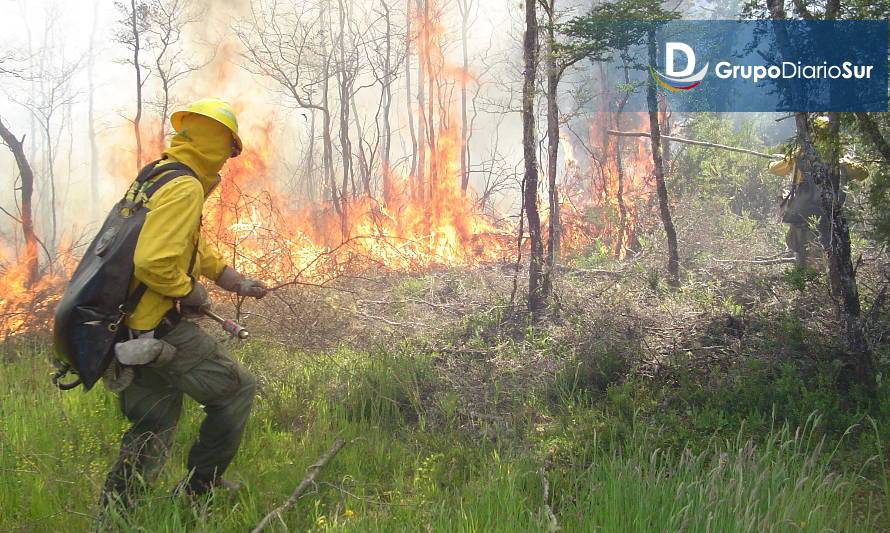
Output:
top-left (2, 0), bottom-right (890, 531)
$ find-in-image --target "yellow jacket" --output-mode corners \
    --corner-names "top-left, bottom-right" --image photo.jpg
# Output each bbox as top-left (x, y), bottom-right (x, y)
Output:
top-left (125, 114), bottom-right (233, 330)
top-left (768, 155), bottom-right (868, 184)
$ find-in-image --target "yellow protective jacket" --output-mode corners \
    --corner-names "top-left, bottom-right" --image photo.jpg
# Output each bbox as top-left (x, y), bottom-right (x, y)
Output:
top-left (768, 155), bottom-right (868, 184)
top-left (125, 114), bottom-right (234, 330)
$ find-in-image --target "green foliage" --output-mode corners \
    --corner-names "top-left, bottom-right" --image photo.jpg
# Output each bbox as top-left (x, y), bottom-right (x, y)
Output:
top-left (782, 265), bottom-right (822, 292)
top-left (672, 114), bottom-right (782, 220)
top-left (559, 0), bottom-right (680, 67)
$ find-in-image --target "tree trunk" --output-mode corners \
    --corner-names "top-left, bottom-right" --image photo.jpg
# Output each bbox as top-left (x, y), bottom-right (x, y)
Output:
top-left (415, 0), bottom-right (427, 201)
top-left (130, 0), bottom-right (144, 169)
top-left (405, 0), bottom-right (417, 183)
top-left (336, 0), bottom-right (353, 204)
top-left (614, 103), bottom-right (628, 257)
top-left (542, 0), bottom-right (559, 298)
top-left (647, 28), bottom-right (679, 286)
top-left (458, 0), bottom-right (470, 194)
top-left (0, 117), bottom-right (40, 285)
top-left (523, 0), bottom-right (545, 317)
top-left (382, 0), bottom-right (394, 205)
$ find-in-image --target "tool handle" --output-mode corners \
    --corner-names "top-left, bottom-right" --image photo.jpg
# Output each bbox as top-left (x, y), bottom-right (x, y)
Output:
top-left (201, 308), bottom-right (250, 339)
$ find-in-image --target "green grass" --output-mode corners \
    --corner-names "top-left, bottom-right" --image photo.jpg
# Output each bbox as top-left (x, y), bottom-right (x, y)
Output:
top-left (1, 339), bottom-right (887, 531)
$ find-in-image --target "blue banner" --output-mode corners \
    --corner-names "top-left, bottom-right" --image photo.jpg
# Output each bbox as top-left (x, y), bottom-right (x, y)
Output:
top-left (604, 20), bottom-right (888, 112)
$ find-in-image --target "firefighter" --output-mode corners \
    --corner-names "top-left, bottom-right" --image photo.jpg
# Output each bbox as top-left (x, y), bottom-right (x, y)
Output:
top-left (101, 98), bottom-right (268, 509)
top-left (770, 147), bottom-right (867, 267)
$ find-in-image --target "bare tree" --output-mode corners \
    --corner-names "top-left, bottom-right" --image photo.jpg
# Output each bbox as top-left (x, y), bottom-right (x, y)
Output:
top-left (236, 0), bottom-right (344, 229)
top-left (14, 56), bottom-right (81, 254)
top-left (147, 0), bottom-right (209, 148)
top-left (115, 0), bottom-right (151, 169)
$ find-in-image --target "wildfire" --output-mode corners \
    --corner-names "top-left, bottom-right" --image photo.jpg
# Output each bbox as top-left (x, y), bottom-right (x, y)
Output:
top-left (0, 0), bottom-right (662, 339)
top-left (558, 112), bottom-right (655, 259)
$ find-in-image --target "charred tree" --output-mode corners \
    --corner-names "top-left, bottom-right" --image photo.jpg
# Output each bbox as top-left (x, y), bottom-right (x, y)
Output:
top-left (646, 28), bottom-right (679, 286)
top-left (0, 117), bottom-right (40, 285)
top-left (523, 0), bottom-right (546, 316)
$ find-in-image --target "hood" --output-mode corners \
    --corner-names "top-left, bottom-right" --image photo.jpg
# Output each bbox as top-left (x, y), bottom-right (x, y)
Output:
top-left (162, 113), bottom-right (233, 196)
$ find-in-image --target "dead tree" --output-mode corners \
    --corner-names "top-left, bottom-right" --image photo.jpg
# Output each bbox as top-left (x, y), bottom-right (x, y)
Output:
top-left (523, 0), bottom-right (546, 316)
top-left (0, 117), bottom-right (40, 285)
top-left (17, 56), bottom-right (81, 254)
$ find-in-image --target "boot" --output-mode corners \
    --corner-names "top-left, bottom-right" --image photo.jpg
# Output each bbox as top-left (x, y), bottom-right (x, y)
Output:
top-left (174, 472), bottom-right (242, 498)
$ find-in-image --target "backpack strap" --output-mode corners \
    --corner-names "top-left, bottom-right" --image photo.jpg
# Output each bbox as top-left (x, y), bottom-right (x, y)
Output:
top-left (122, 161), bottom-right (200, 325)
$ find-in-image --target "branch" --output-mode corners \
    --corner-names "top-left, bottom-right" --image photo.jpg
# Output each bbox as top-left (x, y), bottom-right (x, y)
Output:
top-left (607, 130), bottom-right (783, 159)
top-left (251, 438), bottom-right (346, 533)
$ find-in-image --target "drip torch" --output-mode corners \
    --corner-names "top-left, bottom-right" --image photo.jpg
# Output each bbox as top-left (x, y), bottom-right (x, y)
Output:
top-left (201, 307), bottom-right (250, 339)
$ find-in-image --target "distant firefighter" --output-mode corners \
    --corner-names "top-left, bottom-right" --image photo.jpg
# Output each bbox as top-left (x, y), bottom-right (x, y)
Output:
top-left (769, 151), bottom-right (867, 267)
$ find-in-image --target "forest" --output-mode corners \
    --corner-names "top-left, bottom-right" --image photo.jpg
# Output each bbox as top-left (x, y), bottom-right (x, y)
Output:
top-left (2, 0), bottom-right (890, 530)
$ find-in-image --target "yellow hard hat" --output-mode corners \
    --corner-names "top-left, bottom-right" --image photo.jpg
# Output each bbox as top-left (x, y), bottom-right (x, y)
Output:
top-left (171, 98), bottom-right (243, 155)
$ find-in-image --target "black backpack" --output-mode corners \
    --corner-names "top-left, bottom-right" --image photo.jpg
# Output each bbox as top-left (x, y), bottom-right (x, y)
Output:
top-left (52, 160), bottom-right (196, 390)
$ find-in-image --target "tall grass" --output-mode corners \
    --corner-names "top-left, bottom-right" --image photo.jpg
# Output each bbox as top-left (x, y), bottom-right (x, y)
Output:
top-left (555, 414), bottom-right (875, 531)
top-left (0, 345), bottom-right (884, 531)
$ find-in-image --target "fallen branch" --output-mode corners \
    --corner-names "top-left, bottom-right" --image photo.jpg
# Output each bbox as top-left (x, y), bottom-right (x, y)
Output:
top-left (713, 256), bottom-right (797, 265)
top-left (607, 130), bottom-right (784, 160)
top-left (251, 438), bottom-right (346, 533)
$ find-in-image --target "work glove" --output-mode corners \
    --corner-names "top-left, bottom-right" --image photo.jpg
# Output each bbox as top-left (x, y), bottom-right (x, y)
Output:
top-left (215, 266), bottom-right (268, 299)
top-left (180, 281), bottom-right (211, 318)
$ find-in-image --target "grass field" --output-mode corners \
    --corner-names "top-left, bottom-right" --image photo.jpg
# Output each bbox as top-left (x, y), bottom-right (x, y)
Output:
top-left (2, 324), bottom-right (888, 532)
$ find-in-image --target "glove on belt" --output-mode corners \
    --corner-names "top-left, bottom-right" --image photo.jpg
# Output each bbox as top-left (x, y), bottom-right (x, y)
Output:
top-left (103, 337), bottom-right (177, 392)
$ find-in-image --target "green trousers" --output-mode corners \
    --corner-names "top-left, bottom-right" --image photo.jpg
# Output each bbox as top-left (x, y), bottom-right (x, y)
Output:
top-left (103, 319), bottom-right (255, 501)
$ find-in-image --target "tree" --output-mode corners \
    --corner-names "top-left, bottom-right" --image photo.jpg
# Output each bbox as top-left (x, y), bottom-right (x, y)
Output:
top-left (645, 27), bottom-right (679, 286)
top-left (766, 0), bottom-right (875, 395)
top-left (146, 0), bottom-right (209, 148)
top-left (115, 0), bottom-right (151, 169)
top-left (523, 0), bottom-right (546, 317)
top-left (0, 116), bottom-right (39, 285)
top-left (455, 0), bottom-right (476, 196)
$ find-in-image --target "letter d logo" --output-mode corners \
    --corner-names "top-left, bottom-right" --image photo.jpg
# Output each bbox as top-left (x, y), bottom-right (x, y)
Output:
top-left (666, 42), bottom-right (696, 77)
top-left (651, 42), bottom-right (709, 92)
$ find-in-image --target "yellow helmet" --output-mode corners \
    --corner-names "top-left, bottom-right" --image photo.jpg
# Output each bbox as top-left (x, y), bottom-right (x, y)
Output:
top-left (171, 98), bottom-right (243, 155)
